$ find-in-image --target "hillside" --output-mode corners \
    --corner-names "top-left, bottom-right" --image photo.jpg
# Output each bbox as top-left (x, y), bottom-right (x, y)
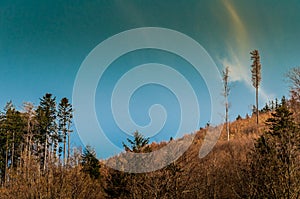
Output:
top-left (101, 112), bottom-right (274, 198)
top-left (1, 107), bottom-right (299, 199)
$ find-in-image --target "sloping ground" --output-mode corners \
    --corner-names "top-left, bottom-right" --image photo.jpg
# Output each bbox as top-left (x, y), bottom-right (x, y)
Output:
top-left (0, 110), bottom-right (297, 199)
top-left (102, 113), bottom-right (272, 198)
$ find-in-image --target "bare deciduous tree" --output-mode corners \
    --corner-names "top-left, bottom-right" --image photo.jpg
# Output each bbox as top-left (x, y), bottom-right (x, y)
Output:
top-left (223, 66), bottom-right (230, 141)
top-left (287, 66), bottom-right (300, 122)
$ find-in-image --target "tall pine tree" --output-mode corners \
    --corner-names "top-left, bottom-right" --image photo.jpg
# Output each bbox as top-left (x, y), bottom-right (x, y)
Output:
top-left (36, 93), bottom-right (57, 170)
top-left (250, 50), bottom-right (262, 126)
top-left (57, 97), bottom-right (73, 165)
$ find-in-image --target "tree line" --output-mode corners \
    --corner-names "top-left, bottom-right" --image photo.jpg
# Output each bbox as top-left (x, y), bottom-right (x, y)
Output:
top-left (0, 93), bottom-right (73, 186)
top-left (0, 53), bottom-right (299, 198)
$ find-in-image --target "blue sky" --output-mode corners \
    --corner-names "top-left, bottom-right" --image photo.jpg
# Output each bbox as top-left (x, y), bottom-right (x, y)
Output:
top-left (1, 0), bottom-right (300, 158)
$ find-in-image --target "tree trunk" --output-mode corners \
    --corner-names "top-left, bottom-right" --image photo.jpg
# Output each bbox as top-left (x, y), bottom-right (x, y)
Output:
top-left (4, 134), bottom-right (9, 186)
top-left (67, 121), bottom-right (71, 165)
top-left (44, 134), bottom-right (47, 171)
top-left (11, 132), bottom-right (15, 168)
top-left (226, 101), bottom-right (229, 141)
top-left (256, 86), bottom-right (259, 126)
top-left (64, 132), bottom-right (66, 166)
top-left (67, 130), bottom-right (70, 165)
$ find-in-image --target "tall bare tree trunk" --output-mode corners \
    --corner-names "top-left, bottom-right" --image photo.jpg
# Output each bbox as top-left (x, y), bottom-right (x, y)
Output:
top-left (256, 86), bottom-right (259, 126)
top-left (23, 102), bottom-right (35, 176)
top-left (44, 135), bottom-right (47, 171)
top-left (4, 134), bottom-right (8, 186)
top-left (27, 126), bottom-right (31, 179)
top-left (11, 132), bottom-right (14, 168)
top-left (250, 49), bottom-right (261, 128)
top-left (223, 66), bottom-right (230, 141)
top-left (64, 132), bottom-right (66, 166)
top-left (225, 101), bottom-right (229, 141)
top-left (67, 128), bottom-right (70, 165)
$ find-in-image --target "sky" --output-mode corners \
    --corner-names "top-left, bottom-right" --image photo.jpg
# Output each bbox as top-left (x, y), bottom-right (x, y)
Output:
top-left (1, 0), bottom-right (300, 158)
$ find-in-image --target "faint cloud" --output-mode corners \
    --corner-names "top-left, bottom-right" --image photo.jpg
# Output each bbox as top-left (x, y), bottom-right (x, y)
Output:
top-left (219, 0), bottom-right (274, 103)
top-left (114, 1), bottom-right (147, 27)
top-left (222, 0), bottom-right (248, 49)
top-left (220, 46), bottom-right (250, 83)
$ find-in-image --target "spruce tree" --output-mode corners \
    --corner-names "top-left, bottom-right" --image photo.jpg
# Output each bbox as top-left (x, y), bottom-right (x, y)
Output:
top-left (0, 102), bottom-right (25, 185)
top-left (36, 93), bottom-right (57, 170)
top-left (249, 97), bottom-right (300, 198)
top-left (250, 50), bottom-right (262, 126)
top-left (81, 146), bottom-right (100, 179)
top-left (122, 131), bottom-right (151, 153)
top-left (57, 97), bottom-right (73, 165)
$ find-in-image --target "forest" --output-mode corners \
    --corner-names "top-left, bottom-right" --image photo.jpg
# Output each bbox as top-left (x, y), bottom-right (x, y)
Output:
top-left (0, 53), bottom-right (300, 198)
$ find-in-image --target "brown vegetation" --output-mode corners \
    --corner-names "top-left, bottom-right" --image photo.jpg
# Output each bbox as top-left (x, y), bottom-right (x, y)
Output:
top-left (0, 102), bottom-right (299, 198)
top-left (1, 66), bottom-right (300, 198)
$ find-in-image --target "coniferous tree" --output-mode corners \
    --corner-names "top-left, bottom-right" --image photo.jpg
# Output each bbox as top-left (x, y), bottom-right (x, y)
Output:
top-left (57, 97), bottom-right (73, 165)
top-left (7, 107), bottom-right (24, 169)
top-left (270, 100), bottom-right (275, 111)
top-left (261, 103), bottom-right (270, 113)
top-left (250, 50), bottom-right (262, 126)
top-left (81, 146), bottom-right (100, 179)
top-left (249, 97), bottom-right (300, 198)
top-left (0, 112), bottom-right (5, 185)
top-left (36, 93), bottom-right (57, 170)
top-left (123, 131), bottom-right (152, 197)
top-left (122, 131), bottom-right (151, 153)
top-left (0, 102), bottom-right (25, 185)
top-left (236, 115), bottom-right (242, 120)
top-left (275, 98), bottom-right (279, 109)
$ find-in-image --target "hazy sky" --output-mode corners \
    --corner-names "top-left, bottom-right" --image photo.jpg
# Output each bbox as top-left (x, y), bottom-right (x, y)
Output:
top-left (1, 0), bottom-right (300, 158)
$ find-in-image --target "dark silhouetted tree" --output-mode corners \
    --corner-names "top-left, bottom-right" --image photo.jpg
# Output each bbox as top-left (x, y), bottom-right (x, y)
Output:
top-left (57, 97), bottom-right (73, 165)
top-left (122, 131), bottom-right (151, 153)
top-left (236, 115), bottom-right (242, 121)
top-left (0, 102), bottom-right (25, 185)
top-left (250, 50), bottom-right (262, 126)
top-left (249, 97), bottom-right (300, 198)
top-left (81, 146), bottom-right (100, 179)
top-left (36, 93), bottom-right (57, 170)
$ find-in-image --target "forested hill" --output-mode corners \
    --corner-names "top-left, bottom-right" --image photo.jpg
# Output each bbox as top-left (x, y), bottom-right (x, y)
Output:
top-left (1, 66), bottom-right (300, 198)
top-left (1, 95), bottom-right (299, 198)
top-left (103, 102), bottom-right (300, 198)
